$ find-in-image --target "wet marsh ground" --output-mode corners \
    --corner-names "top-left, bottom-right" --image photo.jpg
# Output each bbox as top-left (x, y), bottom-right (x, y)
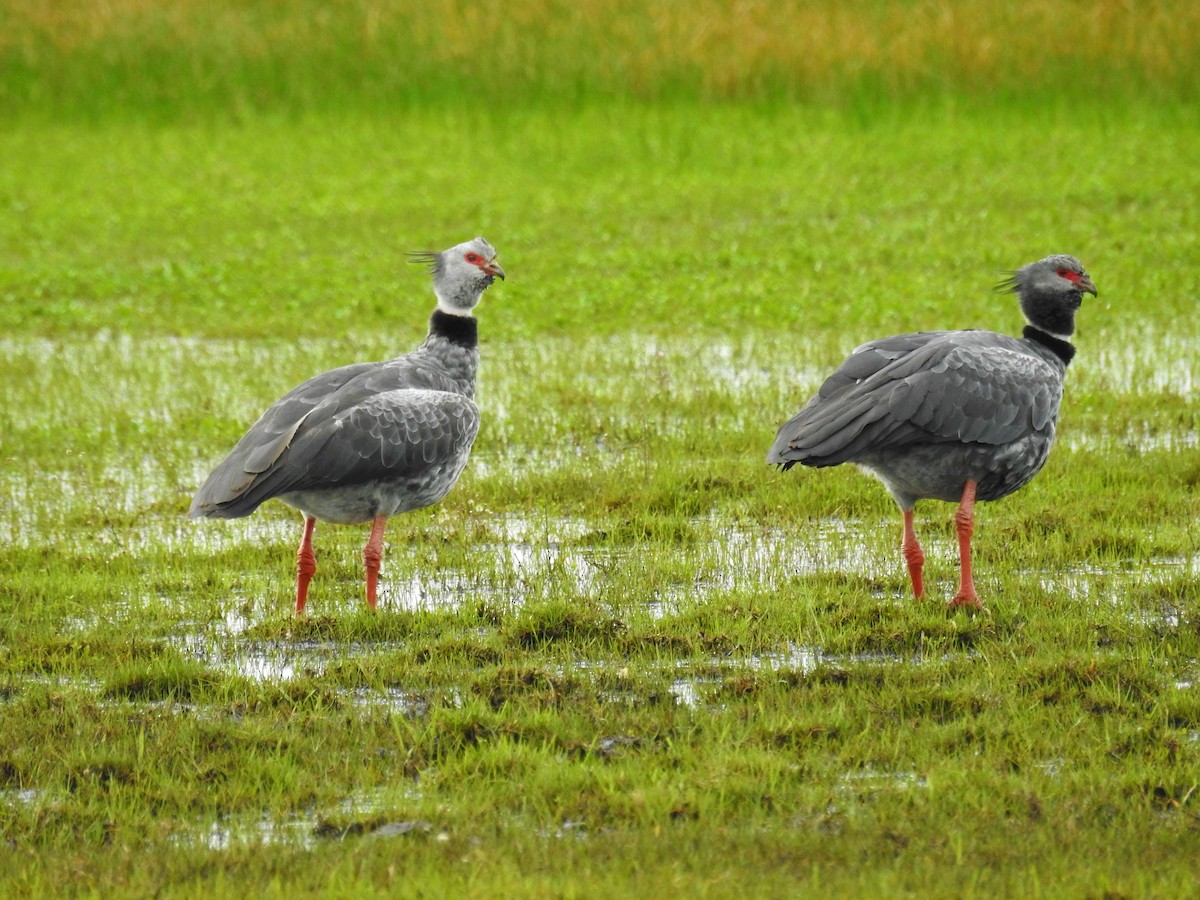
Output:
top-left (2, 95), bottom-right (1200, 896)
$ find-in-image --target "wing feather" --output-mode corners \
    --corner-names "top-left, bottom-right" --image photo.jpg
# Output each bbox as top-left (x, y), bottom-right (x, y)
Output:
top-left (190, 356), bottom-right (478, 518)
top-left (769, 331), bottom-right (1064, 468)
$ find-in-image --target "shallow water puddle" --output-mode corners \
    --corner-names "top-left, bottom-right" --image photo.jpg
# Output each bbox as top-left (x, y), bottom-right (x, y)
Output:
top-left (345, 685), bottom-right (446, 716)
top-left (1087, 331), bottom-right (1200, 397)
top-left (177, 815), bottom-right (432, 851)
top-left (227, 641), bottom-right (407, 682)
top-left (47, 504), bottom-right (1200, 702)
top-left (639, 644), bottom-right (907, 709)
top-left (668, 677), bottom-right (715, 709)
top-left (703, 518), bottom-right (891, 590)
top-left (168, 611), bottom-right (404, 682)
top-left (837, 768), bottom-right (928, 793)
top-left (1, 788), bottom-right (48, 808)
top-left (182, 816), bottom-right (319, 852)
top-left (1063, 429), bottom-right (1200, 453)
top-left (171, 783), bottom-right (431, 851)
top-left (1035, 554), bottom-right (1200, 626)
top-left (251, 513), bottom-right (601, 613)
top-left (130, 513), bottom-right (299, 556)
top-left (374, 515), bottom-right (902, 617)
top-left (193, 513), bottom-right (885, 617)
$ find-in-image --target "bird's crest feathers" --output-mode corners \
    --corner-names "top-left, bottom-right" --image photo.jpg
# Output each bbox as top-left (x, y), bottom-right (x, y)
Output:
top-left (994, 254), bottom-right (1088, 295)
top-left (408, 250), bottom-right (445, 276)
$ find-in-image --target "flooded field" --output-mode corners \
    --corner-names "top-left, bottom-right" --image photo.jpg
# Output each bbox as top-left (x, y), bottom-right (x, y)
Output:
top-left (4, 327), bottom-right (1198, 624)
top-left (2, 328), bottom-right (1199, 896)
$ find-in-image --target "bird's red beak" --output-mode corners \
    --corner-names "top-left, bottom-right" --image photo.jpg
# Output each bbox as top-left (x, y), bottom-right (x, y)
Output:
top-left (1063, 269), bottom-right (1097, 297)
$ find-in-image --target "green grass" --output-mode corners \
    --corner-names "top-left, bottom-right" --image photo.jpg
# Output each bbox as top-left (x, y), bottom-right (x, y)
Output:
top-left (3, 103), bottom-right (1198, 342)
top-left (3, 13), bottom-right (1200, 895)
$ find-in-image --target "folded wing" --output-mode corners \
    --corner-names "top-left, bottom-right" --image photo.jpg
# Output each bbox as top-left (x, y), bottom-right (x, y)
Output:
top-left (190, 363), bottom-right (479, 518)
top-left (768, 331), bottom-right (1062, 468)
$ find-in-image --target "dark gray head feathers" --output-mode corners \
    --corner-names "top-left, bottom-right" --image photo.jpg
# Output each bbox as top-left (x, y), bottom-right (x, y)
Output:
top-left (996, 254), bottom-right (1097, 339)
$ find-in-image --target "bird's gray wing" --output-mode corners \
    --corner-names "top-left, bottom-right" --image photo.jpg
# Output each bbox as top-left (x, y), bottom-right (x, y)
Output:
top-left (885, 343), bottom-right (1062, 445)
top-left (190, 342), bottom-right (483, 518)
top-left (190, 362), bottom-right (379, 515)
top-left (769, 333), bottom-right (1062, 467)
top-left (266, 389), bottom-right (481, 492)
top-left (767, 333), bottom-right (941, 465)
top-left (192, 381), bottom-right (479, 517)
top-left (812, 332), bottom-right (948, 403)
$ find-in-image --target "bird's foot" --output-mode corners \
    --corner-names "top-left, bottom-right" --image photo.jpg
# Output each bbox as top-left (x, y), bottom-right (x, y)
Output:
top-left (947, 592), bottom-right (983, 613)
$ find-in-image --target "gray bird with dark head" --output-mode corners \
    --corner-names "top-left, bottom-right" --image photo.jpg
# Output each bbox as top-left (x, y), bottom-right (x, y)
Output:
top-left (767, 254), bottom-right (1098, 610)
top-left (190, 236), bottom-right (504, 613)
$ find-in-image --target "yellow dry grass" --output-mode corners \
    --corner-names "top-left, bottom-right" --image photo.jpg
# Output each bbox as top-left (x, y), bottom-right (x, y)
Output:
top-left (3, 0), bottom-right (1197, 98)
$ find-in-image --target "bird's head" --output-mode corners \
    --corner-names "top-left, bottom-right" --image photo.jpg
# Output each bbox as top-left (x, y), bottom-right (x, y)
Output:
top-left (997, 254), bottom-right (1097, 339)
top-left (410, 236), bottom-right (505, 316)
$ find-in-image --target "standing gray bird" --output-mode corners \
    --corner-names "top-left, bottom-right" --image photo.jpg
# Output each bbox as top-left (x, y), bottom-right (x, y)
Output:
top-left (767, 255), bottom-right (1097, 610)
top-left (190, 237), bottom-right (504, 613)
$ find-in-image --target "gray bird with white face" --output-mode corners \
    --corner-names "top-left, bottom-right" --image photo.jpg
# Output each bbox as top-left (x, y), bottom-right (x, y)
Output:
top-left (191, 236), bottom-right (504, 613)
top-left (767, 254), bottom-right (1098, 610)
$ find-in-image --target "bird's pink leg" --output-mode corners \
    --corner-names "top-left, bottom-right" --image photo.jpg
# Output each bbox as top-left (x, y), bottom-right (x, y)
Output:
top-left (901, 509), bottom-right (925, 598)
top-left (295, 515), bottom-right (317, 615)
top-left (362, 515), bottom-right (388, 611)
top-left (949, 480), bottom-right (982, 611)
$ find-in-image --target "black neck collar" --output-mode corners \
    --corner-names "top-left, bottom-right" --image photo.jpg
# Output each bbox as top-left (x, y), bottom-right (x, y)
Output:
top-left (429, 310), bottom-right (478, 348)
top-left (1023, 325), bottom-right (1075, 366)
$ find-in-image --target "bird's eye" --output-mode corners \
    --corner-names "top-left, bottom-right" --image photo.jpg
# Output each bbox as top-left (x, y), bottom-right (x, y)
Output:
top-left (1056, 267), bottom-right (1070, 277)
top-left (465, 252), bottom-right (481, 263)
